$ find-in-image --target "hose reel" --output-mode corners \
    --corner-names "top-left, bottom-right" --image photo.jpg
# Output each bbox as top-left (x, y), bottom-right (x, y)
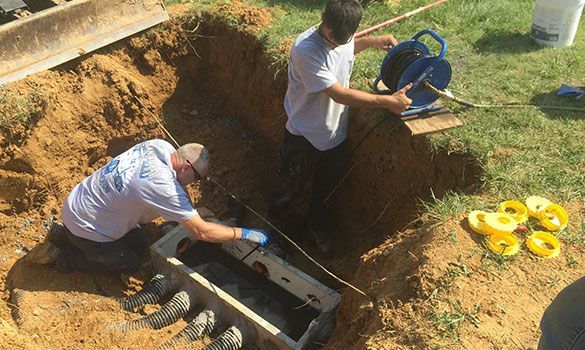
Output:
top-left (374, 29), bottom-right (452, 113)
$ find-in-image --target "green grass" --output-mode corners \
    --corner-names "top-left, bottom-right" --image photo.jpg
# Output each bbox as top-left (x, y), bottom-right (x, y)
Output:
top-left (479, 247), bottom-right (518, 271)
top-left (0, 89), bottom-right (43, 133)
top-left (431, 299), bottom-right (481, 340)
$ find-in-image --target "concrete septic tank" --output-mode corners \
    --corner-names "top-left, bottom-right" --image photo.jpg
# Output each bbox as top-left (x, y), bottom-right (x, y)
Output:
top-left (150, 225), bottom-right (340, 349)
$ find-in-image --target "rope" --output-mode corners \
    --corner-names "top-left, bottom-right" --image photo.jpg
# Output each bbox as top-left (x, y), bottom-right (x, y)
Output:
top-left (132, 94), bottom-right (370, 298)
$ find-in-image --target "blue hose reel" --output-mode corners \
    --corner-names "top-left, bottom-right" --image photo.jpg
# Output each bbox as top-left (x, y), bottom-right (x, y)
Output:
top-left (374, 29), bottom-right (451, 115)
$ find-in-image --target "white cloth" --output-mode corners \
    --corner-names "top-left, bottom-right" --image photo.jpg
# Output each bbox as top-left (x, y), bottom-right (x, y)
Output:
top-left (284, 27), bottom-right (355, 151)
top-left (62, 139), bottom-right (197, 242)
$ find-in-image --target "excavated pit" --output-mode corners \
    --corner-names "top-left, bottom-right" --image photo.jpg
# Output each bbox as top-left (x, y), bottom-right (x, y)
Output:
top-left (0, 11), bottom-right (482, 350)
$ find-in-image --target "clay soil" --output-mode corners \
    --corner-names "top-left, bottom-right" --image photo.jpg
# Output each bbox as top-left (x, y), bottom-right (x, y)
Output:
top-left (1, 3), bottom-right (583, 350)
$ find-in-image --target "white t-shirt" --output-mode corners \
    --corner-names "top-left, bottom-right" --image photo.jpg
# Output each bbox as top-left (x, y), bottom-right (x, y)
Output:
top-left (284, 27), bottom-right (355, 151)
top-left (62, 139), bottom-right (198, 242)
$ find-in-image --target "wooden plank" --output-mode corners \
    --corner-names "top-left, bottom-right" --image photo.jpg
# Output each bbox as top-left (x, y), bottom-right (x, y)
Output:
top-left (400, 106), bottom-right (463, 136)
top-left (372, 79), bottom-right (463, 135)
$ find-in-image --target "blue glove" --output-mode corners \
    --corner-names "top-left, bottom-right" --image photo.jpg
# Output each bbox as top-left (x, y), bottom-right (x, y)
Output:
top-left (241, 228), bottom-right (270, 247)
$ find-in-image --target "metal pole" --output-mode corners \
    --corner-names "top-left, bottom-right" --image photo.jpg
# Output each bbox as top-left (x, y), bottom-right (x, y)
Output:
top-left (355, 0), bottom-right (448, 38)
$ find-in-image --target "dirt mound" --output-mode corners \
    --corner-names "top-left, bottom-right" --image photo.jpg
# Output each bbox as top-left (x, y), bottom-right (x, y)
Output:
top-left (326, 209), bottom-right (585, 349)
top-left (0, 13), bottom-right (281, 348)
top-left (216, 0), bottom-right (275, 32)
top-left (0, 19), bottom-right (191, 349)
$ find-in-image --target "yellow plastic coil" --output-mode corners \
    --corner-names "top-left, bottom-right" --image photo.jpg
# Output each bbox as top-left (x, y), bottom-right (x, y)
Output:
top-left (526, 196), bottom-right (552, 219)
top-left (540, 204), bottom-right (569, 231)
top-left (485, 233), bottom-right (520, 256)
top-left (526, 231), bottom-right (560, 258)
top-left (484, 212), bottom-right (518, 235)
top-left (468, 210), bottom-right (490, 235)
top-left (497, 200), bottom-right (528, 224)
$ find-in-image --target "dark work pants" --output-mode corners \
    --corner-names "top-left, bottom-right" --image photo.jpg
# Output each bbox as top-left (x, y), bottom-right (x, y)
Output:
top-left (55, 226), bottom-right (148, 275)
top-left (267, 129), bottom-right (346, 235)
top-left (538, 275), bottom-right (585, 349)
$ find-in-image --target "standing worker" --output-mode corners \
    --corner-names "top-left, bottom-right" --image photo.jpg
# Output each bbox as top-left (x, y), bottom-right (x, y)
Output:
top-left (268, 0), bottom-right (413, 257)
top-left (24, 139), bottom-right (270, 275)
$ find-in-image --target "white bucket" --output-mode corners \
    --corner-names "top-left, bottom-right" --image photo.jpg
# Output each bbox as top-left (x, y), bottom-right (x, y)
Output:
top-left (531, 0), bottom-right (585, 47)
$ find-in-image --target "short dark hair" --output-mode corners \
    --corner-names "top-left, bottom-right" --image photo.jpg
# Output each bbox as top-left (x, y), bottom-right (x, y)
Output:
top-left (323, 0), bottom-right (363, 43)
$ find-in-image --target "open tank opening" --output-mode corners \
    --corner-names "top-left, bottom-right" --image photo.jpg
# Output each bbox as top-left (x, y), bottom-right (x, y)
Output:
top-left (179, 241), bottom-right (320, 342)
top-left (149, 223), bottom-right (340, 349)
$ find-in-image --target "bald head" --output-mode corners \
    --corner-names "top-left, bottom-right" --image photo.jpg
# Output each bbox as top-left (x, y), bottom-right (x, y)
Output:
top-left (176, 143), bottom-right (209, 179)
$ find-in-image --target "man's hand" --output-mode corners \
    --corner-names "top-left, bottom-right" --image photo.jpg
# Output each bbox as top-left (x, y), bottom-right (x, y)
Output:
top-left (355, 34), bottom-right (398, 54)
top-left (385, 83), bottom-right (413, 115)
top-left (241, 228), bottom-right (270, 247)
top-left (371, 34), bottom-right (398, 50)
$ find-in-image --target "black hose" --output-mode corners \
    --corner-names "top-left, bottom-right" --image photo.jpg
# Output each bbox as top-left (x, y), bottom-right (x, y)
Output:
top-left (157, 309), bottom-right (216, 350)
top-left (204, 326), bottom-right (243, 350)
top-left (119, 290), bottom-right (191, 331)
top-left (120, 274), bottom-right (169, 312)
top-left (9, 288), bottom-right (25, 326)
top-left (382, 46), bottom-right (424, 93)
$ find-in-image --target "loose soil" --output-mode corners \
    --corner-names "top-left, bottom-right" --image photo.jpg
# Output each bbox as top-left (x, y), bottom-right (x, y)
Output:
top-left (0, 3), bottom-right (582, 350)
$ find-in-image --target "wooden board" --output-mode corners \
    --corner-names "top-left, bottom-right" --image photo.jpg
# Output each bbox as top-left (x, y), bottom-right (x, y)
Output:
top-left (400, 106), bottom-right (463, 136)
top-left (372, 79), bottom-right (463, 135)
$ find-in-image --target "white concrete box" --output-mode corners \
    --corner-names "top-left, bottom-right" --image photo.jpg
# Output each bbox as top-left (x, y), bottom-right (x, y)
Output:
top-left (151, 225), bottom-right (340, 349)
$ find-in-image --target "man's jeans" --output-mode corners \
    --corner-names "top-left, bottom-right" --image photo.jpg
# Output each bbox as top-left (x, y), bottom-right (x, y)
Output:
top-left (55, 226), bottom-right (148, 275)
top-left (267, 129), bottom-right (345, 235)
top-left (538, 275), bottom-right (585, 349)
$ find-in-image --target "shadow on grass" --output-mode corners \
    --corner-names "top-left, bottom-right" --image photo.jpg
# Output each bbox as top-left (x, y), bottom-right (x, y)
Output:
top-left (530, 90), bottom-right (585, 120)
top-left (474, 31), bottom-right (542, 54)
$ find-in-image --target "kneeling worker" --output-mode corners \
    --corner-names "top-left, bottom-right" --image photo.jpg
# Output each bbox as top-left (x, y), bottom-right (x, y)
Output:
top-left (25, 139), bottom-right (270, 275)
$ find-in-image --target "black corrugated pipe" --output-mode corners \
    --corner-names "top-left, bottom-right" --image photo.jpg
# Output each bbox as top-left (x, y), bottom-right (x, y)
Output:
top-left (119, 290), bottom-right (191, 331)
top-left (204, 326), bottom-right (243, 350)
top-left (9, 288), bottom-right (25, 326)
top-left (120, 274), bottom-right (169, 312)
top-left (157, 309), bottom-right (216, 350)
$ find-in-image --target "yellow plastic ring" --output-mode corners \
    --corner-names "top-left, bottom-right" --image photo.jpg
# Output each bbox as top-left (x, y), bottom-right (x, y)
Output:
top-left (484, 212), bottom-right (518, 235)
top-left (526, 231), bottom-right (560, 258)
top-left (526, 196), bottom-right (552, 219)
top-left (497, 200), bottom-right (528, 224)
top-left (485, 233), bottom-right (520, 256)
top-left (468, 210), bottom-right (490, 235)
top-left (540, 204), bottom-right (569, 231)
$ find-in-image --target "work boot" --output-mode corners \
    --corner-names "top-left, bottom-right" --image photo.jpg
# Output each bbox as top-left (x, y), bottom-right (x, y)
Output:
top-left (23, 241), bottom-right (61, 266)
top-left (45, 222), bottom-right (69, 248)
top-left (309, 229), bottom-right (333, 258)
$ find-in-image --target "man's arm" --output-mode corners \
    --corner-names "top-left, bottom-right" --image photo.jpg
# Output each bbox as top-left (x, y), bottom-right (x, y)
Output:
top-left (354, 34), bottom-right (398, 54)
top-left (323, 81), bottom-right (413, 115)
top-left (181, 214), bottom-right (242, 242)
top-left (180, 214), bottom-right (270, 246)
